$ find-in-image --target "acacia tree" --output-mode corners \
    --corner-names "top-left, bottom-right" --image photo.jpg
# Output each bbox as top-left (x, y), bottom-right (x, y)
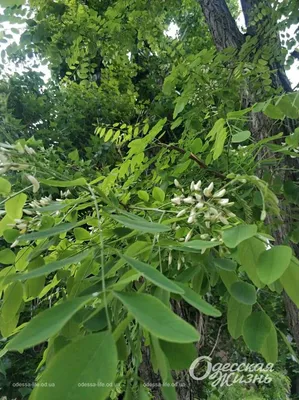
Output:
top-left (0, 1), bottom-right (299, 399)
top-left (198, 0), bottom-right (299, 351)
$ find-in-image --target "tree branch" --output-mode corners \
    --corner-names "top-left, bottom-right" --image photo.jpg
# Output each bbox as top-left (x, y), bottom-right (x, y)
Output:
top-left (166, 144), bottom-right (226, 179)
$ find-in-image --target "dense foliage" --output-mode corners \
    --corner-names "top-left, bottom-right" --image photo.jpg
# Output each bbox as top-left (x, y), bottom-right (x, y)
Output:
top-left (0, 0), bottom-right (298, 399)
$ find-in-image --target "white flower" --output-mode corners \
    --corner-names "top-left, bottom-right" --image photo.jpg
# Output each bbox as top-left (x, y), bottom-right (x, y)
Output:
top-left (29, 200), bottom-right (40, 208)
top-left (176, 209), bottom-right (187, 217)
top-left (200, 234), bottom-right (209, 239)
top-left (187, 214), bottom-right (196, 224)
top-left (194, 180), bottom-right (202, 191)
top-left (195, 193), bottom-right (202, 201)
top-left (168, 252), bottom-right (172, 265)
top-left (218, 198), bottom-right (229, 206)
top-left (226, 211), bottom-right (236, 218)
top-left (209, 207), bottom-right (218, 215)
top-left (10, 240), bottom-right (19, 248)
top-left (177, 259), bottom-right (181, 270)
top-left (16, 223), bottom-right (27, 230)
top-left (260, 210), bottom-right (267, 221)
top-left (24, 145), bottom-right (36, 155)
top-left (219, 215), bottom-right (229, 225)
top-left (23, 209), bottom-right (34, 215)
top-left (185, 230), bottom-right (193, 242)
top-left (203, 182), bottom-right (214, 197)
top-left (195, 201), bottom-right (204, 209)
top-left (174, 179), bottom-right (181, 188)
top-left (26, 175), bottom-right (40, 193)
top-left (204, 211), bottom-right (210, 220)
top-left (213, 189), bottom-right (226, 198)
top-left (171, 196), bottom-right (182, 206)
top-left (183, 196), bottom-right (195, 204)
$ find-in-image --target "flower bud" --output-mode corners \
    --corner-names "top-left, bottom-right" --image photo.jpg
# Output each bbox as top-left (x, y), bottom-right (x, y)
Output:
top-left (194, 180), bottom-right (202, 191)
top-left (185, 230), bottom-right (193, 242)
top-left (260, 210), bottom-right (267, 221)
top-left (176, 209), bottom-right (187, 218)
top-left (26, 175), bottom-right (40, 193)
top-left (174, 179), bottom-right (181, 188)
top-left (183, 196), bottom-right (195, 204)
top-left (171, 196), bottom-right (182, 206)
top-left (218, 198), bottom-right (229, 205)
top-left (213, 189), bottom-right (226, 198)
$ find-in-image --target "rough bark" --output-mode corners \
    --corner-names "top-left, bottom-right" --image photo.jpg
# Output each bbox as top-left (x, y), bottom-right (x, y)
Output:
top-left (198, 0), bottom-right (244, 51)
top-left (198, 0), bottom-right (299, 356)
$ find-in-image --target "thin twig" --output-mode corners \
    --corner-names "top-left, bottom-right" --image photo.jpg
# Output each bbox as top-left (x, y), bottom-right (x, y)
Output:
top-left (165, 143), bottom-right (226, 180)
top-left (209, 324), bottom-right (224, 357)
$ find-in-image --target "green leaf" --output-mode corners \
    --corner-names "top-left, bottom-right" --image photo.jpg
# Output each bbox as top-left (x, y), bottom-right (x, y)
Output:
top-left (263, 104), bottom-right (285, 120)
top-left (218, 270), bottom-right (238, 293)
top-left (139, 385), bottom-right (151, 400)
top-left (137, 190), bottom-right (149, 202)
top-left (74, 227), bottom-right (90, 241)
top-left (276, 95), bottom-right (299, 119)
top-left (181, 240), bottom-right (221, 251)
top-left (173, 97), bottom-right (187, 119)
top-left (0, 177), bottom-right (11, 195)
top-left (5, 296), bottom-right (92, 352)
top-left (243, 312), bottom-right (272, 352)
top-left (30, 332), bottom-right (117, 400)
top-left (39, 178), bottom-right (87, 187)
top-left (159, 341), bottom-right (197, 370)
top-left (213, 127), bottom-right (227, 160)
top-left (257, 246), bottom-right (292, 285)
top-left (0, 249), bottom-right (15, 264)
top-left (2, 281), bottom-right (23, 321)
top-left (68, 149), bottom-right (79, 162)
top-left (190, 138), bottom-right (202, 153)
top-left (5, 193), bottom-right (27, 219)
top-left (280, 260), bottom-right (299, 307)
top-left (1, 0), bottom-right (25, 6)
top-left (231, 130), bottom-right (251, 143)
top-left (214, 258), bottom-right (236, 271)
top-left (152, 187), bottom-right (165, 202)
top-left (237, 238), bottom-right (265, 288)
top-left (222, 224), bottom-right (257, 248)
top-left (278, 329), bottom-right (299, 363)
top-left (177, 283), bottom-right (221, 317)
top-left (3, 229), bottom-right (19, 243)
top-left (227, 296), bottom-right (252, 339)
top-left (261, 322), bottom-right (278, 363)
top-left (121, 254), bottom-right (184, 294)
top-left (18, 223), bottom-right (77, 242)
top-left (110, 215), bottom-right (170, 233)
top-left (113, 292), bottom-right (199, 343)
top-left (230, 282), bottom-right (257, 305)
top-left (7, 250), bottom-right (91, 282)
top-left (284, 181), bottom-right (299, 205)
top-left (227, 108), bottom-right (251, 119)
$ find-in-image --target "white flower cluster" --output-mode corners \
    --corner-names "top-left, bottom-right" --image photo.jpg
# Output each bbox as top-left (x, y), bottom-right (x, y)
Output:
top-left (29, 195), bottom-right (53, 208)
top-left (282, 142), bottom-right (299, 158)
top-left (171, 179), bottom-right (235, 229)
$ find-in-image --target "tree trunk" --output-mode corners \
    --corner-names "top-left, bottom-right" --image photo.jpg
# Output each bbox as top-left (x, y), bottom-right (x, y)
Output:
top-left (198, 0), bottom-right (299, 355)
